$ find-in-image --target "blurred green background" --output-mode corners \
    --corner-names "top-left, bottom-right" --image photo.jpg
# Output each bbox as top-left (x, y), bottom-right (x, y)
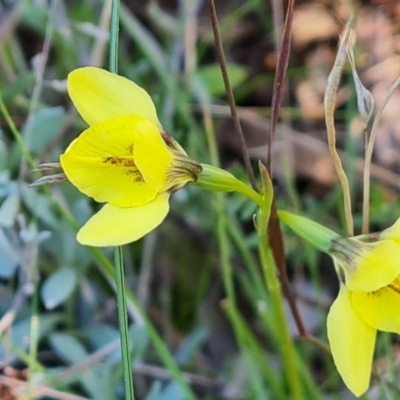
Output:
top-left (1, 0), bottom-right (400, 399)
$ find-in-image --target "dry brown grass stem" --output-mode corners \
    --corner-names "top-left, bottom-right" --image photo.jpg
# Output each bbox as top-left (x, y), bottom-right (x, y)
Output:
top-left (362, 75), bottom-right (400, 233)
top-left (207, 0), bottom-right (257, 190)
top-left (266, 0), bottom-right (308, 338)
top-left (0, 375), bottom-right (90, 400)
top-left (324, 17), bottom-right (354, 236)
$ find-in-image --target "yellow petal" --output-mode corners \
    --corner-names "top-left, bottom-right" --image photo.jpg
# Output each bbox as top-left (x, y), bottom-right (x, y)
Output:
top-left (381, 217), bottom-right (400, 244)
top-left (133, 121), bottom-right (173, 192)
top-left (344, 240), bottom-right (400, 292)
top-left (134, 129), bottom-right (200, 192)
top-left (68, 67), bottom-right (162, 129)
top-left (327, 285), bottom-right (376, 397)
top-left (351, 276), bottom-right (400, 333)
top-left (60, 116), bottom-right (158, 207)
top-left (77, 193), bottom-right (170, 247)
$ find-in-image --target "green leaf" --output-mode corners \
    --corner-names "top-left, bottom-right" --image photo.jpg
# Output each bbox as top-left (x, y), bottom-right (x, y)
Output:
top-left (144, 382), bottom-right (163, 400)
top-left (22, 107), bottom-right (66, 153)
top-left (83, 324), bottom-right (120, 364)
top-left (41, 268), bottom-right (77, 309)
top-left (81, 364), bottom-right (115, 400)
top-left (49, 333), bottom-right (116, 399)
top-left (49, 332), bottom-right (87, 364)
top-left (174, 326), bottom-right (207, 364)
top-left (0, 138), bottom-right (7, 170)
top-left (158, 383), bottom-right (185, 400)
top-left (19, 1), bottom-right (48, 33)
top-left (1, 73), bottom-right (34, 102)
top-left (0, 229), bottom-right (19, 278)
top-left (196, 63), bottom-right (248, 97)
top-left (130, 324), bottom-right (149, 360)
top-left (0, 193), bottom-right (20, 227)
top-left (21, 185), bottom-right (59, 228)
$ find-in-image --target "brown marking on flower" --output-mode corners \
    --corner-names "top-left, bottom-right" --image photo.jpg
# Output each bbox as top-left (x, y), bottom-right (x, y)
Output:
top-left (368, 290), bottom-right (383, 298)
top-left (330, 238), bottom-right (375, 275)
top-left (102, 156), bottom-right (135, 167)
top-left (133, 176), bottom-right (145, 183)
top-left (388, 278), bottom-right (400, 295)
top-left (125, 168), bottom-right (145, 183)
top-left (167, 151), bottom-right (202, 185)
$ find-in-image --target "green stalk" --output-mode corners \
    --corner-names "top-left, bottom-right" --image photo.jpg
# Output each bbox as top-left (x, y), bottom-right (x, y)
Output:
top-left (114, 247), bottom-right (135, 399)
top-left (109, 1), bottom-right (135, 399)
top-left (109, 0), bottom-right (120, 74)
top-left (93, 250), bottom-right (197, 400)
top-left (27, 288), bottom-right (40, 399)
top-left (0, 95), bottom-right (35, 168)
top-left (257, 208), bottom-right (303, 400)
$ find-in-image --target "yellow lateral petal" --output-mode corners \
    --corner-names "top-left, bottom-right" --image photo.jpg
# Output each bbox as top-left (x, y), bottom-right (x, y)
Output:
top-left (134, 129), bottom-right (199, 192)
top-left (327, 285), bottom-right (376, 397)
top-left (60, 116), bottom-right (158, 207)
top-left (133, 126), bottom-right (173, 191)
top-left (68, 67), bottom-right (162, 129)
top-left (381, 217), bottom-right (400, 244)
top-left (351, 276), bottom-right (400, 333)
top-left (77, 193), bottom-right (170, 247)
top-left (344, 240), bottom-right (400, 292)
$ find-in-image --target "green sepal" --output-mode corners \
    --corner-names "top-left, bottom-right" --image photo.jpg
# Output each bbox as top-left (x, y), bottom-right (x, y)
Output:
top-left (195, 164), bottom-right (263, 208)
top-left (195, 164), bottom-right (243, 192)
top-left (258, 161), bottom-right (273, 215)
top-left (278, 210), bottom-right (339, 253)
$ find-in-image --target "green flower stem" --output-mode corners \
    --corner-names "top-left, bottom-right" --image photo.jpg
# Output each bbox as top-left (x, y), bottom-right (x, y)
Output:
top-left (0, 95), bottom-right (35, 168)
top-left (27, 287), bottom-right (40, 398)
top-left (109, 0), bottom-right (120, 74)
top-left (114, 247), bottom-right (135, 399)
top-left (109, 1), bottom-right (136, 399)
top-left (94, 249), bottom-right (196, 400)
top-left (230, 219), bottom-right (323, 399)
top-left (234, 179), bottom-right (263, 208)
top-left (256, 208), bottom-right (303, 400)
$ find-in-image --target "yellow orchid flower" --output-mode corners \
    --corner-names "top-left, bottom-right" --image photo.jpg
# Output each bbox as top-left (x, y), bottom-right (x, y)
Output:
top-left (327, 220), bottom-right (400, 397)
top-left (278, 211), bottom-right (400, 397)
top-left (59, 67), bottom-right (201, 247)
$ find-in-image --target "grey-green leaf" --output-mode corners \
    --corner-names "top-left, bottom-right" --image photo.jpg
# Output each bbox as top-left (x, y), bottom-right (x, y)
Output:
top-left (0, 229), bottom-right (20, 278)
top-left (41, 268), bottom-right (77, 309)
top-left (0, 194), bottom-right (20, 227)
top-left (22, 107), bottom-right (66, 153)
